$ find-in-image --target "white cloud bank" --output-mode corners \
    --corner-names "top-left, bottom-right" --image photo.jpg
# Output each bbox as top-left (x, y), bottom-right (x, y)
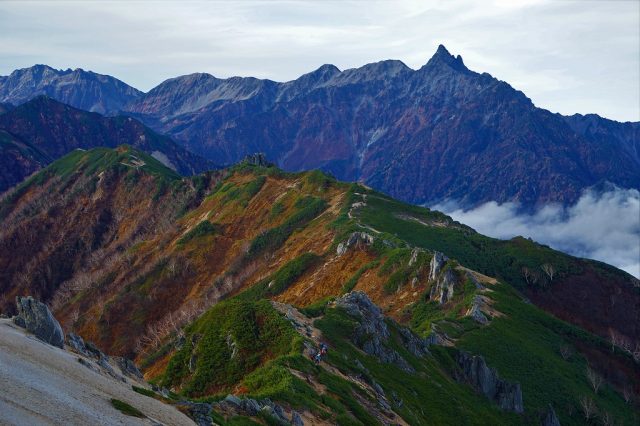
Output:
top-left (435, 188), bottom-right (640, 278)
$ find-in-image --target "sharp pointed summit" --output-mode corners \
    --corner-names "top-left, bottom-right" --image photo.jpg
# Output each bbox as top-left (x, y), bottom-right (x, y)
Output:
top-left (424, 44), bottom-right (469, 72)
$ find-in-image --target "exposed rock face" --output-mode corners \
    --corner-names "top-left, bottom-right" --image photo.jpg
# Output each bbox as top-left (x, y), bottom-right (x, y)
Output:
top-left (466, 295), bottom-right (489, 325)
top-left (183, 395), bottom-right (299, 426)
top-left (336, 292), bottom-right (430, 372)
top-left (13, 296), bottom-right (64, 348)
top-left (455, 351), bottom-right (524, 413)
top-left (66, 332), bottom-right (142, 380)
top-left (336, 232), bottom-right (375, 256)
top-left (430, 268), bottom-right (457, 304)
top-left (175, 401), bottom-right (214, 426)
top-left (408, 248), bottom-right (423, 267)
top-left (0, 64), bottom-right (141, 114)
top-left (113, 357), bottom-right (143, 380)
top-left (242, 152), bottom-right (271, 167)
top-left (465, 271), bottom-right (484, 290)
top-left (398, 326), bottom-right (430, 358)
top-left (542, 404), bottom-right (561, 426)
top-left (429, 252), bottom-right (449, 282)
top-left (67, 333), bottom-right (91, 356)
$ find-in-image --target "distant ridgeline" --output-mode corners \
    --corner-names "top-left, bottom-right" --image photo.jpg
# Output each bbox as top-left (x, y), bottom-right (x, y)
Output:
top-left (1, 46), bottom-right (639, 208)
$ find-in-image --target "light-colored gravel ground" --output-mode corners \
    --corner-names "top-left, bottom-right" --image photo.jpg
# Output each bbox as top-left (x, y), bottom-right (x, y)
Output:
top-left (0, 319), bottom-right (194, 426)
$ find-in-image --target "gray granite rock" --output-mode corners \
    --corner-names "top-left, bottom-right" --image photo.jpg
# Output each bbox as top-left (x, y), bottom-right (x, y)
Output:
top-left (13, 296), bottom-right (64, 348)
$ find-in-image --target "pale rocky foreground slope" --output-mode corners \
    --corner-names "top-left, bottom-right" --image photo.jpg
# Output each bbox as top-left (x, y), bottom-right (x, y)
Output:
top-left (0, 318), bottom-right (194, 426)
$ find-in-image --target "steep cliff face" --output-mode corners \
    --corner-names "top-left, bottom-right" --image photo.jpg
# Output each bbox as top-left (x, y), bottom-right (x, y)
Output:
top-left (120, 45), bottom-right (640, 207)
top-left (0, 97), bottom-right (216, 192)
top-left (0, 65), bottom-right (141, 114)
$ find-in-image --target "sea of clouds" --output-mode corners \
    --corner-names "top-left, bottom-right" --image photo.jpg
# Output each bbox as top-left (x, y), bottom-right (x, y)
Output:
top-left (435, 188), bottom-right (640, 278)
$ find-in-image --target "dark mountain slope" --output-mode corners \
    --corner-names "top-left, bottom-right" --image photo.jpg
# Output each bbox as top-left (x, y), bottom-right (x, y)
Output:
top-left (0, 102), bottom-right (14, 114)
top-left (122, 45), bottom-right (640, 207)
top-left (0, 97), bottom-right (216, 192)
top-left (0, 65), bottom-right (141, 114)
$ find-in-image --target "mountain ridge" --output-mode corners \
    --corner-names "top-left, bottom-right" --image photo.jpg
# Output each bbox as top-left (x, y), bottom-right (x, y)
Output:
top-left (0, 145), bottom-right (638, 425)
top-left (0, 96), bottom-right (217, 192)
top-left (1, 46), bottom-right (638, 208)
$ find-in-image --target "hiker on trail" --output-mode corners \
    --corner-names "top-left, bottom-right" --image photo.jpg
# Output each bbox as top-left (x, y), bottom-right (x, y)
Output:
top-left (314, 352), bottom-right (322, 364)
top-left (320, 343), bottom-right (328, 356)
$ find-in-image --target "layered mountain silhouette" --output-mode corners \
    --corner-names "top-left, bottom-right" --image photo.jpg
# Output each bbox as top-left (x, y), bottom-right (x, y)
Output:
top-left (0, 96), bottom-right (215, 191)
top-left (1, 45), bottom-right (638, 208)
top-left (0, 64), bottom-right (140, 114)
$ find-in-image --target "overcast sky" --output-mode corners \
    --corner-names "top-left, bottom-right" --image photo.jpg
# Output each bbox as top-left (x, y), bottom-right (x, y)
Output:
top-left (0, 0), bottom-right (638, 121)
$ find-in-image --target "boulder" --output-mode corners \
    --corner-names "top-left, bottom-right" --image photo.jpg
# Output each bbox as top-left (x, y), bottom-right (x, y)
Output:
top-left (455, 351), bottom-right (523, 413)
top-left (429, 251), bottom-right (448, 282)
top-left (84, 340), bottom-right (106, 359)
top-left (113, 356), bottom-right (143, 379)
top-left (336, 232), bottom-right (374, 255)
top-left (13, 296), bottom-right (64, 348)
top-left (67, 332), bottom-right (90, 356)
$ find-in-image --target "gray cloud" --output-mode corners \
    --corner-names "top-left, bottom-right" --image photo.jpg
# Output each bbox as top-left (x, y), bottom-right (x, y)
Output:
top-left (0, 0), bottom-right (637, 121)
top-left (435, 188), bottom-right (640, 278)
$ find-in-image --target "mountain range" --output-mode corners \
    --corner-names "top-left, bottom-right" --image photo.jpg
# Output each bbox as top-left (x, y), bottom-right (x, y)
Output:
top-left (0, 96), bottom-right (215, 192)
top-left (1, 45), bottom-right (638, 208)
top-left (1, 146), bottom-right (638, 425)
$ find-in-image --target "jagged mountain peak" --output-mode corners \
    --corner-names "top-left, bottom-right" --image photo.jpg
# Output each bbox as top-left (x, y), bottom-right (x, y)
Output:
top-left (422, 43), bottom-right (469, 73)
top-left (0, 64), bottom-right (142, 114)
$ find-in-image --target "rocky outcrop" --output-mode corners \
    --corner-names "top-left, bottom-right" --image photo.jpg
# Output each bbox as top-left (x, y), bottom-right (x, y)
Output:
top-left (429, 252), bottom-right (449, 282)
top-left (336, 292), bottom-right (430, 372)
top-left (465, 271), bottom-right (484, 290)
top-left (455, 351), bottom-right (524, 413)
top-left (430, 267), bottom-right (457, 304)
top-left (174, 401), bottom-right (214, 426)
top-left (542, 404), bottom-right (561, 426)
top-left (66, 332), bottom-right (142, 380)
top-left (182, 395), bottom-right (301, 426)
top-left (242, 152), bottom-right (272, 167)
top-left (13, 296), bottom-right (64, 348)
top-left (398, 326), bottom-right (431, 357)
top-left (408, 248), bottom-right (423, 266)
top-left (67, 332), bottom-right (90, 356)
top-left (336, 232), bottom-right (374, 256)
top-left (465, 295), bottom-right (489, 325)
top-left (113, 357), bottom-right (143, 380)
